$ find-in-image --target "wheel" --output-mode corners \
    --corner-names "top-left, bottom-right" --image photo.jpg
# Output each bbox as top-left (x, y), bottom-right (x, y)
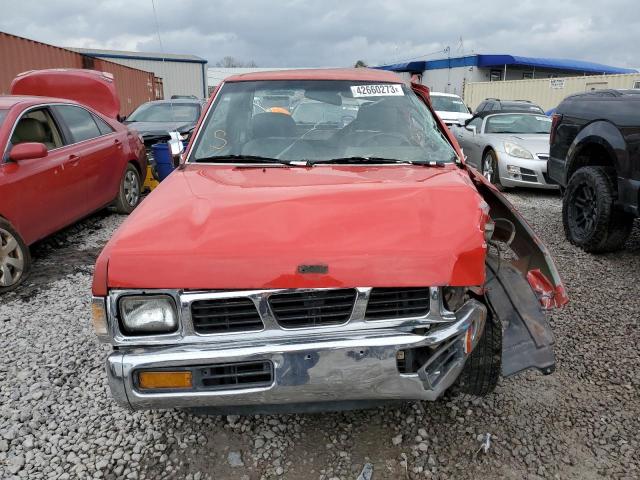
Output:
top-left (114, 164), bottom-right (141, 214)
top-left (0, 219), bottom-right (31, 294)
top-left (482, 150), bottom-right (507, 191)
top-left (454, 311), bottom-right (502, 396)
top-left (562, 166), bottom-right (633, 253)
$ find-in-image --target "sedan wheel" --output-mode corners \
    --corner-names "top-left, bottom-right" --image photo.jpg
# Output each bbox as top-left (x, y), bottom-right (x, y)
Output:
top-left (124, 169), bottom-right (140, 207)
top-left (482, 154), bottom-right (494, 183)
top-left (482, 151), bottom-right (506, 191)
top-left (115, 164), bottom-right (142, 214)
top-left (0, 223), bottom-right (29, 291)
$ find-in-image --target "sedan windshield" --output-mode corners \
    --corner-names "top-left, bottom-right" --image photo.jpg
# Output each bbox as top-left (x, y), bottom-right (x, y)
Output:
top-left (430, 95), bottom-right (469, 114)
top-left (191, 80), bottom-right (457, 164)
top-left (127, 103), bottom-right (200, 123)
top-left (485, 114), bottom-right (552, 134)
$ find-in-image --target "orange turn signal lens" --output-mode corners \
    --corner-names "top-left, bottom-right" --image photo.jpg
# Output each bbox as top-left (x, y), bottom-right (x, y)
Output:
top-left (138, 371), bottom-right (192, 390)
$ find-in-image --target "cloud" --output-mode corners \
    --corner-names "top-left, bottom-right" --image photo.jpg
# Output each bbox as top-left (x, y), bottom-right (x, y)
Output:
top-left (1, 0), bottom-right (638, 68)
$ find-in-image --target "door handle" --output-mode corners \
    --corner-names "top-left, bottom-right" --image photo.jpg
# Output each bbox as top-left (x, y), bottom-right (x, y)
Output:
top-left (67, 154), bottom-right (80, 166)
top-left (114, 139), bottom-right (122, 147)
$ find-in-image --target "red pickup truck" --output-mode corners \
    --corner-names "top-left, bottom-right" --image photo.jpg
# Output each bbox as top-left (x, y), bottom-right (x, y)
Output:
top-left (92, 68), bottom-right (567, 414)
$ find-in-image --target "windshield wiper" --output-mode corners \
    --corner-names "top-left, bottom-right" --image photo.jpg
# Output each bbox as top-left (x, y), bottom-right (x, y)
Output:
top-left (309, 157), bottom-right (412, 165)
top-left (308, 157), bottom-right (447, 166)
top-left (194, 155), bottom-right (299, 166)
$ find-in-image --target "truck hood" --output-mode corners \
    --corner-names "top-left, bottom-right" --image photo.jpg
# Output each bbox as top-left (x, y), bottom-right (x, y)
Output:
top-left (97, 164), bottom-right (488, 292)
top-left (436, 111), bottom-right (472, 125)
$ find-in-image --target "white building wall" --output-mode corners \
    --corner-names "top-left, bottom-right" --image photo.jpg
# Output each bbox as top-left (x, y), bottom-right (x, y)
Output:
top-left (420, 66), bottom-right (484, 97)
top-left (103, 58), bottom-right (206, 99)
top-left (464, 72), bottom-right (640, 111)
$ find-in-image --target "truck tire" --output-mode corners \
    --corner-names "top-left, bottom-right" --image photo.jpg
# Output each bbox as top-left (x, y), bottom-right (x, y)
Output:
top-left (0, 218), bottom-right (31, 294)
top-left (454, 311), bottom-right (502, 396)
top-left (114, 163), bottom-right (141, 214)
top-left (563, 166), bottom-right (633, 253)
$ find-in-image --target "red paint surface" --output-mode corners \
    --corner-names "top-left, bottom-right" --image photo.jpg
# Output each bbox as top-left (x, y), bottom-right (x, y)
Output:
top-left (10, 69), bottom-right (121, 119)
top-left (95, 164), bottom-right (489, 292)
top-left (0, 97), bottom-right (146, 246)
top-left (91, 69), bottom-right (563, 301)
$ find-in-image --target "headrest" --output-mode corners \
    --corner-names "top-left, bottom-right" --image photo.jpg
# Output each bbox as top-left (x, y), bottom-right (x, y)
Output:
top-left (13, 118), bottom-right (48, 143)
top-left (251, 112), bottom-right (296, 138)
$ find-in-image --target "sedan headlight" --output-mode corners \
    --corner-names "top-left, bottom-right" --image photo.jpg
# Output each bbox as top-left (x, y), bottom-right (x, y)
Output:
top-left (119, 295), bottom-right (178, 334)
top-left (504, 141), bottom-right (533, 159)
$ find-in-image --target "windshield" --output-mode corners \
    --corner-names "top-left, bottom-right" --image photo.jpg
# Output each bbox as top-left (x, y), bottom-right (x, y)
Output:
top-left (191, 80), bottom-right (457, 164)
top-left (127, 103), bottom-right (200, 123)
top-left (0, 109), bottom-right (7, 128)
top-left (502, 103), bottom-right (544, 114)
top-left (430, 95), bottom-right (469, 114)
top-left (485, 114), bottom-right (552, 134)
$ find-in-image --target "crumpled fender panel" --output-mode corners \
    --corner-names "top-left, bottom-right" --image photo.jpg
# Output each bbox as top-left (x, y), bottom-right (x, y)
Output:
top-left (469, 169), bottom-right (569, 309)
top-left (485, 258), bottom-right (555, 377)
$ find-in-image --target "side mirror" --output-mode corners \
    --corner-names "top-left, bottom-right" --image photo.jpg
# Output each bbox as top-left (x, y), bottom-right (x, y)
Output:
top-left (465, 125), bottom-right (477, 135)
top-left (9, 142), bottom-right (48, 161)
top-left (168, 131), bottom-right (185, 167)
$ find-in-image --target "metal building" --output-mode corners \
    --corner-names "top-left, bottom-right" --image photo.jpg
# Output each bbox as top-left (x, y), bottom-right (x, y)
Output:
top-left (73, 48), bottom-right (208, 100)
top-left (0, 32), bottom-right (159, 115)
top-left (375, 54), bottom-right (637, 97)
top-left (464, 72), bottom-right (640, 111)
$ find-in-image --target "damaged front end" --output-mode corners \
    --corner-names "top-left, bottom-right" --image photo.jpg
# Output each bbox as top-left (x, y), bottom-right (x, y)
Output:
top-left (470, 169), bottom-right (568, 378)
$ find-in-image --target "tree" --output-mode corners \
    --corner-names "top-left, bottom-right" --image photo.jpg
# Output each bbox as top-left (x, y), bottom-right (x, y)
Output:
top-left (354, 60), bottom-right (368, 68)
top-left (215, 56), bottom-right (258, 68)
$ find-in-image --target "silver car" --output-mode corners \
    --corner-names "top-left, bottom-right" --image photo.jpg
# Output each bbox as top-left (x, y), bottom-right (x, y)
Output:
top-left (453, 113), bottom-right (558, 190)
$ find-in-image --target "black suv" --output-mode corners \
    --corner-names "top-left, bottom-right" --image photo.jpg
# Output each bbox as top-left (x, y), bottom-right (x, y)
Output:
top-left (474, 98), bottom-right (544, 115)
top-left (548, 89), bottom-right (639, 252)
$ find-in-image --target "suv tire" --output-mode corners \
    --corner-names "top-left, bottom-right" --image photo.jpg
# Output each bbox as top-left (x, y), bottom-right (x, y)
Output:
top-left (0, 218), bottom-right (31, 294)
top-left (563, 166), bottom-right (633, 253)
top-left (114, 164), bottom-right (141, 214)
top-left (454, 311), bottom-right (502, 396)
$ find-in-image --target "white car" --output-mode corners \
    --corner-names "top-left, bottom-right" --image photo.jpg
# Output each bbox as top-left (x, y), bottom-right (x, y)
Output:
top-left (430, 92), bottom-right (472, 126)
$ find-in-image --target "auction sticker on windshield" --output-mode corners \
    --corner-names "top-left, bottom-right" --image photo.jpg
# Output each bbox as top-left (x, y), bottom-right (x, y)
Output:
top-left (351, 84), bottom-right (404, 97)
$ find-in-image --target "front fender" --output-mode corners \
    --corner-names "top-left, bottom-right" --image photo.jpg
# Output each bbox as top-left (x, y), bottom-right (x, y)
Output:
top-left (469, 168), bottom-right (568, 308)
top-left (466, 168), bottom-right (567, 376)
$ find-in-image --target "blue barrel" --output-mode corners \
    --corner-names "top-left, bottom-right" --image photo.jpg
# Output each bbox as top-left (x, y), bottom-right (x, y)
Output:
top-left (151, 143), bottom-right (174, 181)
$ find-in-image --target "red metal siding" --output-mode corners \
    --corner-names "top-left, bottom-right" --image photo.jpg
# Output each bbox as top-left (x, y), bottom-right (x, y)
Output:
top-left (93, 58), bottom-right (156, 114)
top-left (0, 32), bottom-right (159, 115)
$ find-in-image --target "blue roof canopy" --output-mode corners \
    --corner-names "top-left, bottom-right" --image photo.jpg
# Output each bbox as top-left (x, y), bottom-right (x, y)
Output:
top-left (375, 54), bottom-right (637, 75)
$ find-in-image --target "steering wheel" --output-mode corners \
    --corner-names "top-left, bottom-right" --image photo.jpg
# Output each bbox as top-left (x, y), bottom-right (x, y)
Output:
top-left (356, 132), bottom-right (413, 147)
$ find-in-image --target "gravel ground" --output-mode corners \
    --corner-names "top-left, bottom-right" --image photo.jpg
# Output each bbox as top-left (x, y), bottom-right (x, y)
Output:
top-left (1, 191), bottom-right (638, 480)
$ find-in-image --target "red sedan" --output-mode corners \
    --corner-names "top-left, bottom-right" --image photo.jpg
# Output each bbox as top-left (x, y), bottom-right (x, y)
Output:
top-left (0, 94), bottom-right (146, 292)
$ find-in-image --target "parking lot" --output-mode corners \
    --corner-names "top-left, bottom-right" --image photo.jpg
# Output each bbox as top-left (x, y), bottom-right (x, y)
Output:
top-left (1, 190), bottom-right (638, 480)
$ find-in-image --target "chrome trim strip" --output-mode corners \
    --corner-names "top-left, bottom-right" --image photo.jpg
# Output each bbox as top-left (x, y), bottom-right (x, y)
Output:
top-left (104, 287), bottom-right (458, 347)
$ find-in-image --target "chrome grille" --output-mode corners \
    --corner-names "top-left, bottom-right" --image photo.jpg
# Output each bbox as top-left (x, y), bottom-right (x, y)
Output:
top-left (365, 288), bottom-right (430, 320)
top-left (268, 289), bottom-right (357, 328)
top-left (191, 298), bottom-right (263, 334)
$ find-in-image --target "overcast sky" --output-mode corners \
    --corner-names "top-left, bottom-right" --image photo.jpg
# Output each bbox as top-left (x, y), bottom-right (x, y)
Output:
top-left (1, 0), bottom-right (639, 69)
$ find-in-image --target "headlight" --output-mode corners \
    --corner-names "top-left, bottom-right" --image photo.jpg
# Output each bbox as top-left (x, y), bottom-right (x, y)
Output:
top-left (504, 141), bottom-right (533, 159)
top-left (119, 295), bottom-right (178, 334)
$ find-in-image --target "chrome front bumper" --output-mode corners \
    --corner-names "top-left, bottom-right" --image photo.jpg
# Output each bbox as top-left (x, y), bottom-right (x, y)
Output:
top-left (106, 299), bottom-right (486, 410)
